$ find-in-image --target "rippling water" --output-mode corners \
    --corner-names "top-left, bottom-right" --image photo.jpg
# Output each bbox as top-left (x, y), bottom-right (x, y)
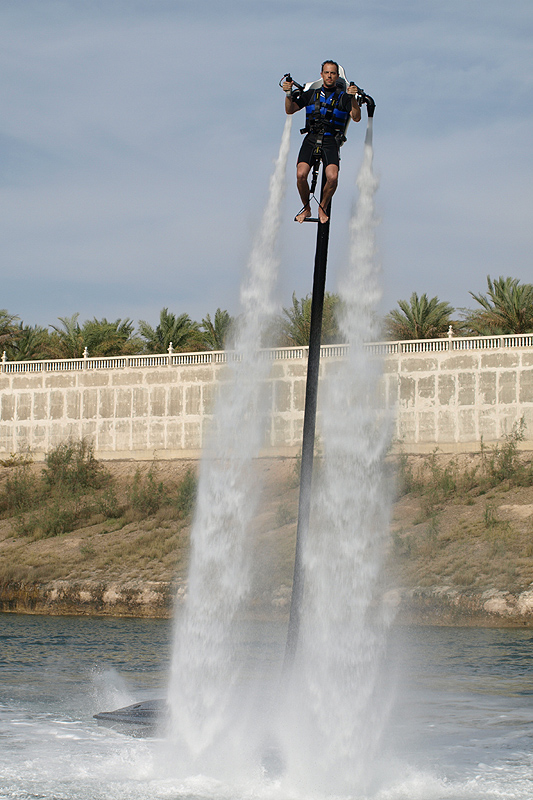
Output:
top-left (1, 614), bottom-right (533, 800)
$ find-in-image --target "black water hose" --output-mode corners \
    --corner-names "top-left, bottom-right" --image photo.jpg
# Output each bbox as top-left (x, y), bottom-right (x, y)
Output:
top-left (363, 94), bottom-right (375, 118)
top-left (349, 82), bottom-right (375, 118)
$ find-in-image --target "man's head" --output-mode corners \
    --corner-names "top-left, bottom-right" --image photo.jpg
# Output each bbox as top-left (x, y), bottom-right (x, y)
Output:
top-left (321, 61), bottom-right (339, 88)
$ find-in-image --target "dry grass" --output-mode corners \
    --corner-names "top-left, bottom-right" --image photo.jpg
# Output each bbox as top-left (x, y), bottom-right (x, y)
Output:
top-left (0, 456), bottom-right (300, 591)
top-left (390, 446), bottom-right (533, 594)
top-left (1, 443), bottom-right (533, 601)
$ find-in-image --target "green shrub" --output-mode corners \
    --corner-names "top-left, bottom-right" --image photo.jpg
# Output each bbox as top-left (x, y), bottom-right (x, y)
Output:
top-left (43, 439), bottom-right (105, 494)
top-left (96, 486), bottom-right (124, 519)
top-left (428, 455), bottom-right (457, 500)
top-left (12, 512), bottom-right (39, 538)
top-left (172, 468), bottom-right (197, 519)
top-left (485, 418), bottom-right (533, 486)
top-left (5, 439), bottom-right (111, 537)
top-left (459, 463), bottom-right (479, 494)
top-left (5, 439), bottom-right (200, 538)
top-left (38, 497), bottom-right (92, 538)
top-left (128, 468), bottom-right (165, 517)
top-left (395, 419), bottom-right (533, 507)
top-left (0, 464), bottom-right (40, 515)
top-left (395, 451), bottom-right (423, 497)
top-left (13, 496), bottom-right (92, 539)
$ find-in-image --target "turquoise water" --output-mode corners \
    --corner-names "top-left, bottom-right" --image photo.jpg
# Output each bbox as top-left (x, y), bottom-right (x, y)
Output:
top-left (1, 613), bottom-right (533, 799)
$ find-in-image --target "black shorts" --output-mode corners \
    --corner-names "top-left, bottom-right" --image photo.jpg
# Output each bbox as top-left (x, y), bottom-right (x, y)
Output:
top-left (297, 134), bottom-right (340, 168)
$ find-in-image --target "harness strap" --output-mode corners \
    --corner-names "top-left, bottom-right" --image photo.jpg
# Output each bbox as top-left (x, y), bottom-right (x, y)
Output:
top-left (304, 86), bottom-right (347, 137)
top-left (314, 88), bottom-right (322, 120)
top-left (316, 86), bottom-right (340, 125)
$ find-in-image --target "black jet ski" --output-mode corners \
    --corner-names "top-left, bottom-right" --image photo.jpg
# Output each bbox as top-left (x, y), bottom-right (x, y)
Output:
top-left (94, 699), bottom-right (168, 737)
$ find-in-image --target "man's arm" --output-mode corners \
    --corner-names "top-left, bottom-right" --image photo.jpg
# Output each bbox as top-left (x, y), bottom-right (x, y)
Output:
top-left (346, 84), bottom-right (362, 123)
top-left (281, 80), bottom-right (304, 115)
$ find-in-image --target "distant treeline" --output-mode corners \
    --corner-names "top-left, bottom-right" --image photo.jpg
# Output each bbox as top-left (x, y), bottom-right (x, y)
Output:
top-left (2, 275), bottom-right (532, 360)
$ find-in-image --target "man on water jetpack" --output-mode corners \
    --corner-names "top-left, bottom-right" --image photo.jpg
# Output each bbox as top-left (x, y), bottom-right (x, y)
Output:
top-left (281, 61), bottom-right (362, 224)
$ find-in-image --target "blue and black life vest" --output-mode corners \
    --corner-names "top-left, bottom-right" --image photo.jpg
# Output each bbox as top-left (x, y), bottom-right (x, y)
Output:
top-left (303, 87), bottom-right (349, 141)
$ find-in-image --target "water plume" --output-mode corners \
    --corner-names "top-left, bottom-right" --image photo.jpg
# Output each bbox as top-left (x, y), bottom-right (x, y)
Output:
top-left (167, 118), bottom-right (292, 774)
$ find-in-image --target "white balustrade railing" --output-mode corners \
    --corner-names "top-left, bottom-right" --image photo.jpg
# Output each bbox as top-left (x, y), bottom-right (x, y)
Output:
top-left (1, 332), bottom-right (532, 375)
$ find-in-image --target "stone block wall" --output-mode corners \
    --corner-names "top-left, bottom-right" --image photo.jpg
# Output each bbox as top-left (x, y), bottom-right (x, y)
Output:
top-left (385, 347), bottom-right (533, 452)
top-left (1, 344), bottom-right (532, 459)
top-left (0, 360), bottom-right (309, 460)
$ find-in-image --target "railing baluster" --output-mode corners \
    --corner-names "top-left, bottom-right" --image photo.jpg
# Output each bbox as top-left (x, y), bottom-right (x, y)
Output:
top-left (0, 333), bottom-right (530, 374)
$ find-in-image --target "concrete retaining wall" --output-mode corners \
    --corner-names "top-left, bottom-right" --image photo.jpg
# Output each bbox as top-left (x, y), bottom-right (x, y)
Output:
top-left (1, 344), bottom-right (533, 459)
top-left (0, 361), bottom-right (309, 460)
top-left (387, 347), bottom-right (533, 452)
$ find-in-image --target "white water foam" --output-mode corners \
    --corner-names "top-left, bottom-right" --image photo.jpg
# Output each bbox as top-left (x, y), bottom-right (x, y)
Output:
top-left (278, 121), bottom-right (395, 795)
top-left (166, 118), bottom-right (292, 775)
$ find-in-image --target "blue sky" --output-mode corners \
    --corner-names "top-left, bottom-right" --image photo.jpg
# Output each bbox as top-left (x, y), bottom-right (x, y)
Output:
top-left (1, 0), bottom-right (531, 332)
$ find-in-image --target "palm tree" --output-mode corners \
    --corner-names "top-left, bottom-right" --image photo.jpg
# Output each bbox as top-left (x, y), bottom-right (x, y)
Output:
top-left (276, 292), bottom-right (341, 346)
top-left (200, 309), bottom-right (234, 350)
top-left (81, 318), bottom-right (142, 356)
top-left (138, 308), bottom-right (202, 353)
top-left (6, 323), bottom-right (53, 361)
top-left (0, 310), bottom-right (20, 352)
top-left (50, 313), bottom-right (85, 357)
top-left (462, 276), bottom-right (533, 335)
top-left (50, 314), bottom-right (142, 358)
top-left (384, 292), bottom-right (454, 340)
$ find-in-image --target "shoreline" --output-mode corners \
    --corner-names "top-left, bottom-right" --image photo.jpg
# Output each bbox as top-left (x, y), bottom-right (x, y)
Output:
top-left (2, 579), bottom-right (533, 628)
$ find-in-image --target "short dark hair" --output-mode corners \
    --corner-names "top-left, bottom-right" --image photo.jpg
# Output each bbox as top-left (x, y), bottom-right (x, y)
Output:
top-left (321, 60), bottom-right (339, 73)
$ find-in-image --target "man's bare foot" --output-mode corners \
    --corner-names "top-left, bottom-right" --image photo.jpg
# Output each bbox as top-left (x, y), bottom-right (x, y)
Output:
top-left (295, 206), bottom-right (311, 223)
top-left (318, 205), bottom-right (329, 224)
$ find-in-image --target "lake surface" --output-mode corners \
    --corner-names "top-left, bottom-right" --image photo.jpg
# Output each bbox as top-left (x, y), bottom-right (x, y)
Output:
top-left (1, 613), bottom-right (532, 800)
